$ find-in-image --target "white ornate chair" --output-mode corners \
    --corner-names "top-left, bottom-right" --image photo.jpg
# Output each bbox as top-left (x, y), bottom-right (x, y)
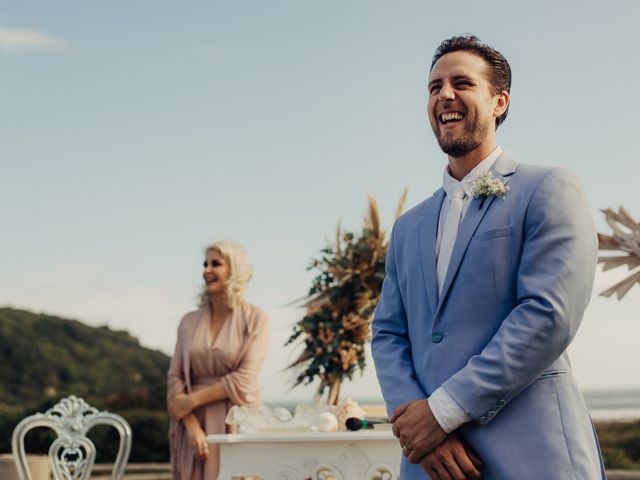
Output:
top-left (11, 395), bottom-right (132, 480)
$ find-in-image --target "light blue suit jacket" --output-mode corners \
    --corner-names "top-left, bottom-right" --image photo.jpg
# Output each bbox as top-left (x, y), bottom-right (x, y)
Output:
top-left (371, 151), bottom-right (606, 479)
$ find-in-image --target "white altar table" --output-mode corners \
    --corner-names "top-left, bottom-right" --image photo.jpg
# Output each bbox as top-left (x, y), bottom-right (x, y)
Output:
top-left (206, 430), bottom-right (401, 480)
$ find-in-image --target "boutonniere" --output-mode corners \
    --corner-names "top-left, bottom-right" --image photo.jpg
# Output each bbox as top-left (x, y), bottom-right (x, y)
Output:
top-left (470, 171), bottom-right (509, 209)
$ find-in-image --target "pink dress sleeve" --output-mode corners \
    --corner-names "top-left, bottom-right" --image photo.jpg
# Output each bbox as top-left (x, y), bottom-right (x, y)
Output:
top-left (167, 313), bottom-right (193, 480)
top-left (219, 306), bottom-right (269, 405)
top-left (167, 314), bottom-right (189, 403)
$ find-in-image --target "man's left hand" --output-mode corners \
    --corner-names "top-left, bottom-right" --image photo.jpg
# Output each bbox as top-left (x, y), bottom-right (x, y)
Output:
top-left (390, 398), bottom-right (447, 464)
top-left (420, 432), bottom-right (483, 479)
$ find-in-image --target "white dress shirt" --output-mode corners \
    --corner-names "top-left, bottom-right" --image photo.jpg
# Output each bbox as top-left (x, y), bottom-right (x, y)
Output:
top-left (428, 145), bottom-right (503, 433)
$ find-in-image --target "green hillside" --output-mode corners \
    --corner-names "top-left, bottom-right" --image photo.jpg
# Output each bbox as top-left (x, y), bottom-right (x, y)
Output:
top-left (0, 307), bottom-right (169, 410)
top-left (0, 307), bottom-right (171, 461)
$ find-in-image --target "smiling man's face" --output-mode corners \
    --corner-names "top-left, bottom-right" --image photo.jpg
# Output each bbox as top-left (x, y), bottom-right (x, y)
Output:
top-left (428, 50), bottom-right (504, 158)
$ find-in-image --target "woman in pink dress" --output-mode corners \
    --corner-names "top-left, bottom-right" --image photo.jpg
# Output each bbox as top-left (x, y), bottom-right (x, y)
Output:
top-left (167, 241), bottom-right (269, 479)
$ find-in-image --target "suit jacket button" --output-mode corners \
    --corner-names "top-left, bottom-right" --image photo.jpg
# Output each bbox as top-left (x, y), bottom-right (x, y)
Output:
top-left (498, 400), bottom-right (506, 406)
top-left (432, 331), bottom-right (443, 343)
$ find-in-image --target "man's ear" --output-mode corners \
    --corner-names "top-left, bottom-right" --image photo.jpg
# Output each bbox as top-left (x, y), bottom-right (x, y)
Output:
top-left (494, 90), bottom-right (510, 118)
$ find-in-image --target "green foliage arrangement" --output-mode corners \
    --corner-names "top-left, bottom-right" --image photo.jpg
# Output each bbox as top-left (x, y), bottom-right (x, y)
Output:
top-left (0, 307), bottom-right (171, 462)
top-left (598, 207), bottom-right (640, 299)
top-left (286, 192), bottom-right (407, 404)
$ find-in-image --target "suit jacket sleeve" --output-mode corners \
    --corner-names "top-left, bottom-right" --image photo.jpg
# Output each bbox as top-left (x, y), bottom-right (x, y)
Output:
top-left (372, 222), bottom-right (428, 416)
top-left (442, 168), bottom-right (598, 424)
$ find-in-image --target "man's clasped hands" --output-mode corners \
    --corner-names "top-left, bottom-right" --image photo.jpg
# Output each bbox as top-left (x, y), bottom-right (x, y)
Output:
top-left (390, 398), bottom-right (483, 480)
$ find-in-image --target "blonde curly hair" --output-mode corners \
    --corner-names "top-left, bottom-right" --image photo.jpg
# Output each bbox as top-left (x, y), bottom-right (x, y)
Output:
top-left (200, 241), bottom-right (252, 309)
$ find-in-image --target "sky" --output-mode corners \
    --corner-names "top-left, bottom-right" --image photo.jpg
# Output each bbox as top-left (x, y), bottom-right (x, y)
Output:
top-left (1, 1), bottom-right (639, 403)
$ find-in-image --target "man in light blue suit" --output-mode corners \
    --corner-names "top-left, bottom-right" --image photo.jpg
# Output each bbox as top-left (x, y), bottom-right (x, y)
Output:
top-left (371, 35), bottom-right (606, 479)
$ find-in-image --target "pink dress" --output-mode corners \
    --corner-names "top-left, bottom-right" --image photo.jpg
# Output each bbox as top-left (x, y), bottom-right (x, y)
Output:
top-left (167, 301), bottom-right (269, 479)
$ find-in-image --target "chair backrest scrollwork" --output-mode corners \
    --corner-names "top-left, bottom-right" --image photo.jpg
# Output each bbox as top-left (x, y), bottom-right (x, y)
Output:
top-left (11, 395), bottom-right (132, 480)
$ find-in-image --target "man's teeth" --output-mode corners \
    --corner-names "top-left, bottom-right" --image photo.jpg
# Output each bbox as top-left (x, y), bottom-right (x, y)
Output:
top-left (441, 112), bottom-right (464, 123)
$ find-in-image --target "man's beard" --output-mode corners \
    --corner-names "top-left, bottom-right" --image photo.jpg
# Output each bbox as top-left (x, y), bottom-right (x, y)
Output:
top-left (433, 115), bottom-right (489, 157)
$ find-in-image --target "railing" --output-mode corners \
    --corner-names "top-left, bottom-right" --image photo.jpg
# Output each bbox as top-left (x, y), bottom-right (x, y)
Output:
top-left (87, 463), bottom-right (171, 480)
top-left (5, 460), bottom-right (639, 479)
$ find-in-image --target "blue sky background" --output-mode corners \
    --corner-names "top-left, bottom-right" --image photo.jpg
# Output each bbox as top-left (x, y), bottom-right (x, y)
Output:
top-left (1, 1), bottom-right (639, 402)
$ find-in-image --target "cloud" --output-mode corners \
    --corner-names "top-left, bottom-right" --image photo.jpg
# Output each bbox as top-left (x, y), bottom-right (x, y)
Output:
top-left (0, 28), bottom-right (68, 53)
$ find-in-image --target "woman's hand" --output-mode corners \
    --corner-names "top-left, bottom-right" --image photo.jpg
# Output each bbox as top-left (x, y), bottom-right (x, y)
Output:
top-left (420, 432), bottom-right (483, 480)
top-left (168, 393), bottom-right (195, 419)
top-left (185, 419), bottom-right (210, 461)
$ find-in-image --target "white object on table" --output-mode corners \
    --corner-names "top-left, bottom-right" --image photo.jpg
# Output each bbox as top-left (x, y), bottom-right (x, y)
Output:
top-left (206, 430), bottom-right (400, 480)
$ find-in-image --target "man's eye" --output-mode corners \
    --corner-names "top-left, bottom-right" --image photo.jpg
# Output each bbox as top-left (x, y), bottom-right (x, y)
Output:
top-left (429, 87), bottom-right (440, 95)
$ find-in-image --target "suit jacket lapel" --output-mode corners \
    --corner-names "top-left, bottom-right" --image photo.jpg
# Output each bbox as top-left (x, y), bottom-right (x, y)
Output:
top-left (435, 151), bottom-right (518, 317)
top-left (419, 189), bottom-right (445, 318)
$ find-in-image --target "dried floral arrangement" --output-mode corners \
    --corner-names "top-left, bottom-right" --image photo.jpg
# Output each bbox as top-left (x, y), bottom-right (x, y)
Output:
top-left (286, 191), bottom-right (407, 405)
top-left (598, 207), bottom-right (640, 299)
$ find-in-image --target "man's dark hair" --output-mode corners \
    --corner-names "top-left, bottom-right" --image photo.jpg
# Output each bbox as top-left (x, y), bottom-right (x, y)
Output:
top-left (431, 35), bottom-right (511, 128)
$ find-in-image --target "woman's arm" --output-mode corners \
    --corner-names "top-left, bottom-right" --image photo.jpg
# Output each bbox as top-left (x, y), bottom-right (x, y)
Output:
top-left (167, 315), bottom-right (189, 415)
top-left (170, 308), bottom-right (270, 419)
top-left (219, 309), bottom-right (269, 405)
top-left (169, 383), bottom-right (229, 419)
top-left (182, 413), bottom-right (210, 461)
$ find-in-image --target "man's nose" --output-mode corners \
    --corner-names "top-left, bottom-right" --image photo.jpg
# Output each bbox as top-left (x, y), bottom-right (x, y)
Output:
top-left (439, 84), bottom-right (455, 101)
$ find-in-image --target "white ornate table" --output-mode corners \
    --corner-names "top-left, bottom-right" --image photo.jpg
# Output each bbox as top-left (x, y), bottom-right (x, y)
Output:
top-left (206, 430), bottom-right (400, 480)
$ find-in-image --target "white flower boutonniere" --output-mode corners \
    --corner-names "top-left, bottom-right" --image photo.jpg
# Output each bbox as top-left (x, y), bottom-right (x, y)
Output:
top-left (470, 171), bottom-right (510, 209)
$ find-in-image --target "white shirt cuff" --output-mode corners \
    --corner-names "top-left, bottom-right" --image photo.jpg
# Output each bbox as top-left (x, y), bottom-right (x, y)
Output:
top-left (428, 387), bottom-right (472, 433)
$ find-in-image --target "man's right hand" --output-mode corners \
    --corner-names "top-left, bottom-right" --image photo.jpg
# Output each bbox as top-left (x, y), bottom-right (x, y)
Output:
top-left (390, 398), bottom-right (447, 464)
top-left (420, 432), bottom-right (483, 480)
